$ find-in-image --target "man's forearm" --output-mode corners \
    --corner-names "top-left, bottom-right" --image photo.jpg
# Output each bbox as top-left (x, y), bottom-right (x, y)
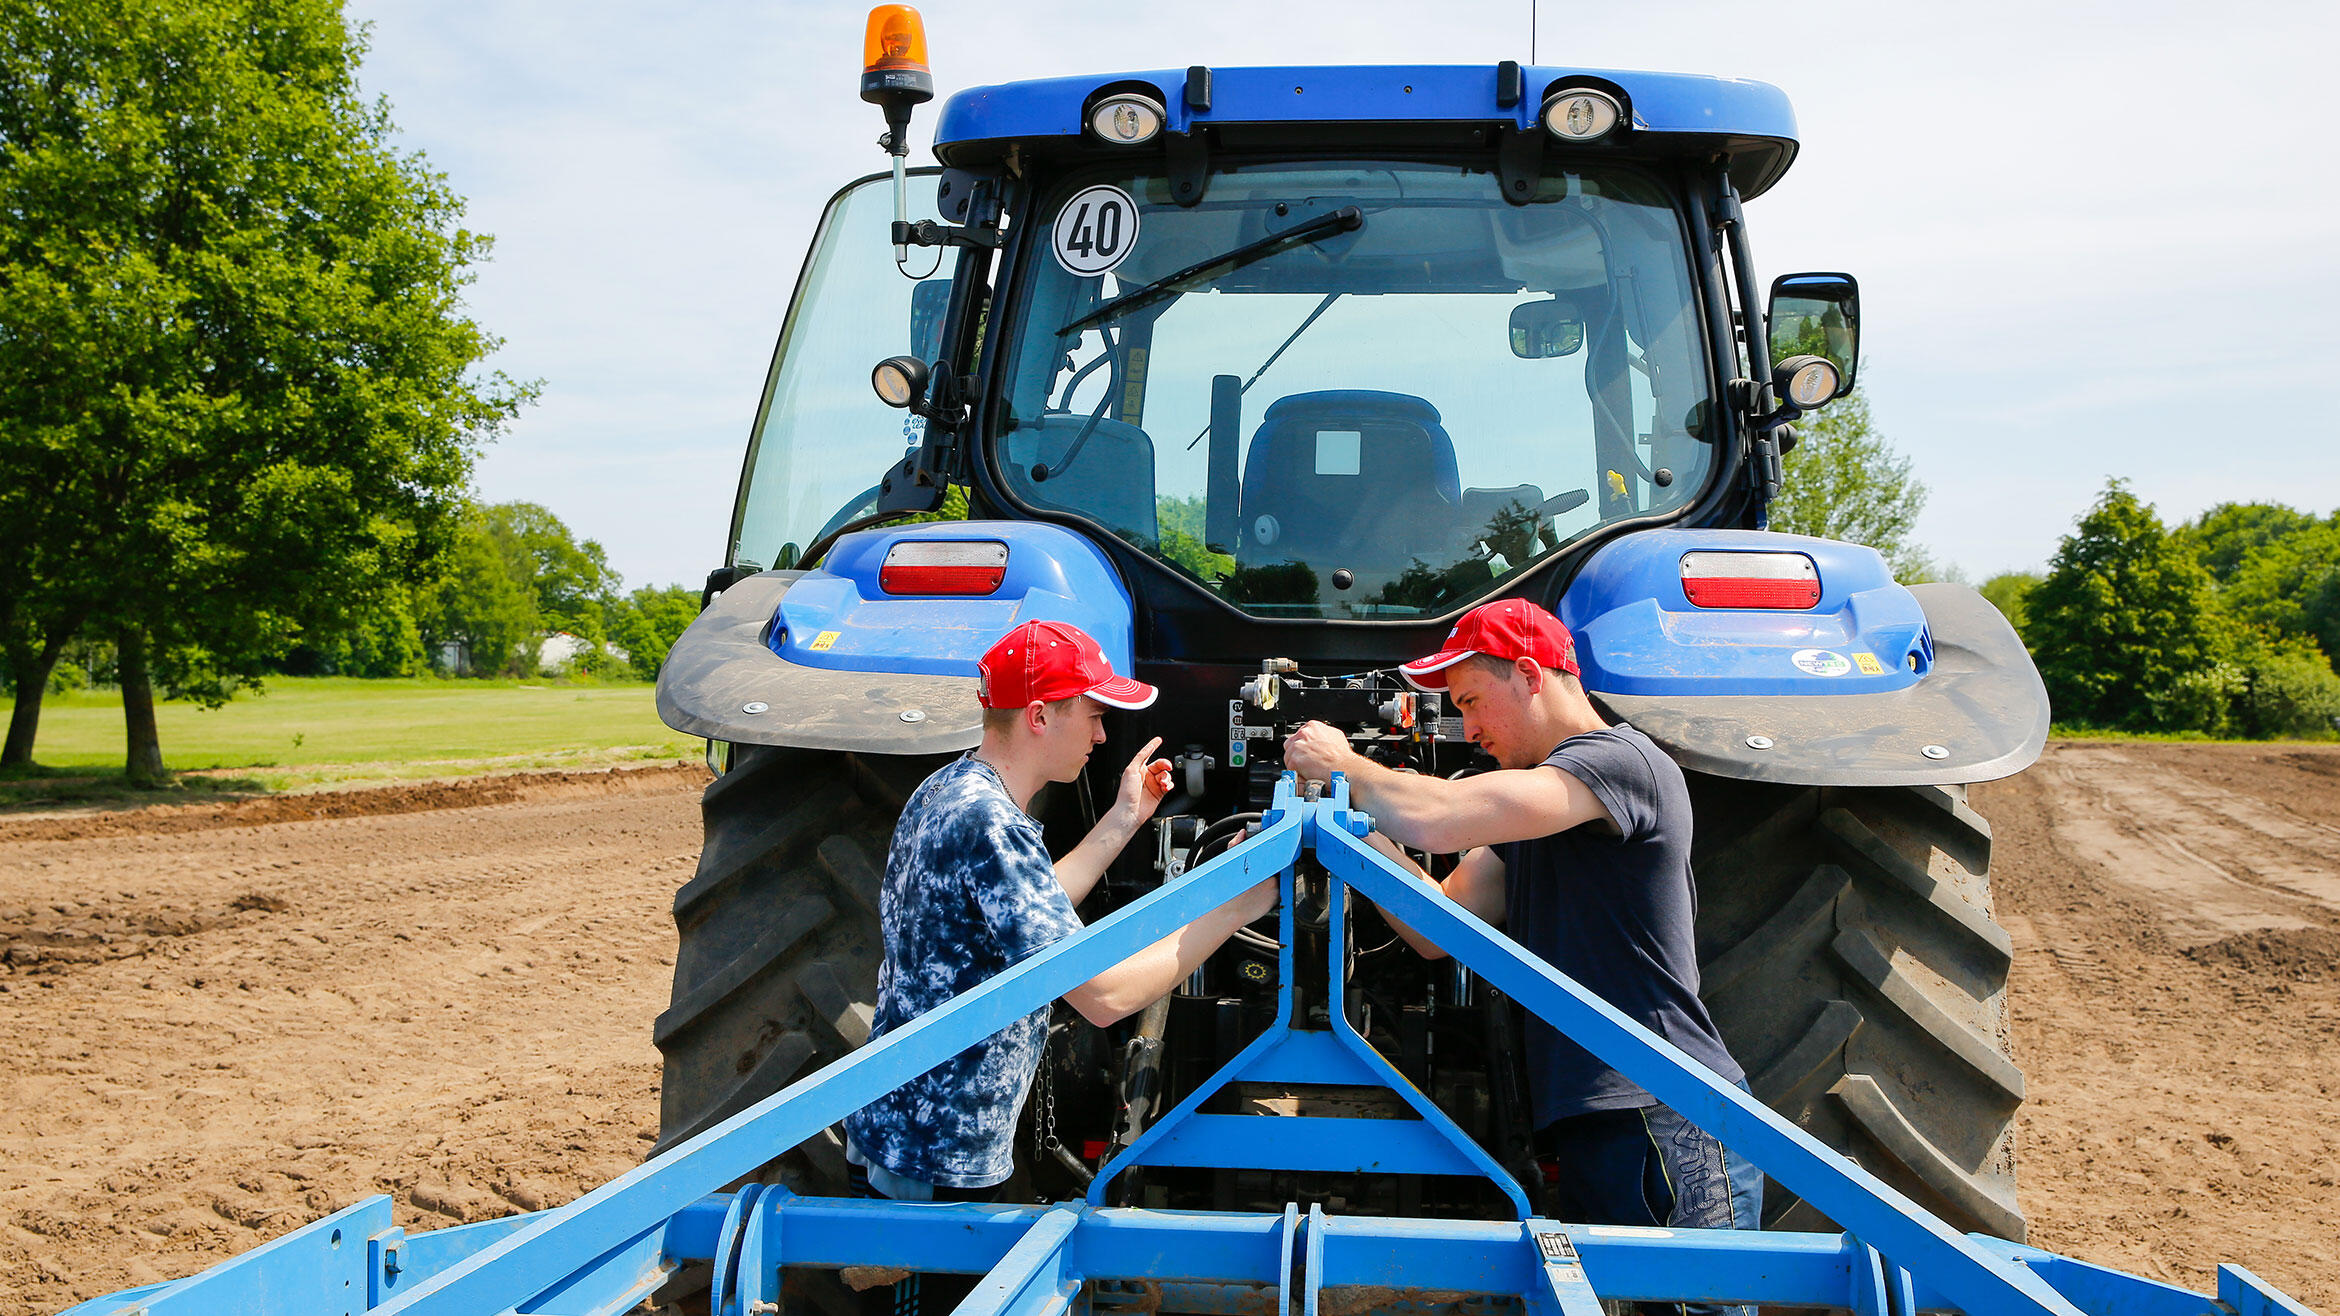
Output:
top-left (1054, 805), bottom-right (1145, 905)
top-left (1068, 879), bottom-right (1277, 1026)
top-left (1336, 758), bottom-right (1469, 853)
top-left (1356, 831), bottom-right (1450, 960)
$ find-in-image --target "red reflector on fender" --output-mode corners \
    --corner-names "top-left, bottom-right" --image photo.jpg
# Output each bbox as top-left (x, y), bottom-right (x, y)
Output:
top-left (880, 540), bottom-right (1008, 595)
top-left (1680, 551), bottom-right (1820, 609)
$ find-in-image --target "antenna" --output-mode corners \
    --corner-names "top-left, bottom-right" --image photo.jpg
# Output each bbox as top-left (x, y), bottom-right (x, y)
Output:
top-left (1531, 0), bottom-right (1538, 63)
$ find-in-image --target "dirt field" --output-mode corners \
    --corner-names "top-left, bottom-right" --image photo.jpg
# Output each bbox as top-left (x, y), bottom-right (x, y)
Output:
top-left (3, 743), bottom-right (2336, 1315)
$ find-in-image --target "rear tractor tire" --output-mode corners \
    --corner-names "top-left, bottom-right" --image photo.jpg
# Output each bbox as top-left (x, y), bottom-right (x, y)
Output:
top-left (652, 744), bottom-right (935, 1191)
top-left (1689, 777), bottom-right (2026, 1241)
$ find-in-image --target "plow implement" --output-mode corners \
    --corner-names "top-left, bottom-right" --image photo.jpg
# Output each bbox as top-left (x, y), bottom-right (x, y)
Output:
top-left (66, 775), bottom-right (2316, 1316)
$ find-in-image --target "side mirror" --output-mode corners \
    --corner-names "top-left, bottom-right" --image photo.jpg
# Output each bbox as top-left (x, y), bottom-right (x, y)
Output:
top-left (1509, 298), bottom-right (1585, 359)
top-left (1766, 272), bottom-right (1859, 399)
top-left (909, 277), bottom-right (952, 361)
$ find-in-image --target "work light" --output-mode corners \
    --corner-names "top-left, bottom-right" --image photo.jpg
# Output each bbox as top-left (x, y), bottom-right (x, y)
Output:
top-left (1089, 94), bottom-right (1165, 145)
top-left (1774, 354), bottom-right (1843, 409)
top-left (872, 356), bottom-right (930, 408)
top-left (1542, 88), bottom-right (1621, 142)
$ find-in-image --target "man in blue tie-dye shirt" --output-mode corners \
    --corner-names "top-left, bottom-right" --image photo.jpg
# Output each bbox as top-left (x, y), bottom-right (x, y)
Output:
top-left (845, 619), bottom-right (1277, 1209)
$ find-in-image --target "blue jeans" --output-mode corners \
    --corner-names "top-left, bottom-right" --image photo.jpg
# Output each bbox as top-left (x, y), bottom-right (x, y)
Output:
top-left (1536, 1092), bottom-right (1764, 1316)
top-left (846, 1156), bottom-right (1000, 1316)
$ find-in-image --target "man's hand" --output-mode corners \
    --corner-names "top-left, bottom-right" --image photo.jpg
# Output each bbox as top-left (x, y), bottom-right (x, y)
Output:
top-left (1283, 721), bottom-right (1364, 786)
top-left (1115, 735), bottom-right (1174, 825)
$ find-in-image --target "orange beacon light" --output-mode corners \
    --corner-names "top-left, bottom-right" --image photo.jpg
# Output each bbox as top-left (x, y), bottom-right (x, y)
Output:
top-left (860, 6), bottom-right (934, 260)
top-left (861, 6), bottom-right (934, 113)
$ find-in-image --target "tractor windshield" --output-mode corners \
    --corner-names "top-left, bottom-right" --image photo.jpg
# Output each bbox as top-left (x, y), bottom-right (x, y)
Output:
top-left (993, 160), bottom-right (1714, 619)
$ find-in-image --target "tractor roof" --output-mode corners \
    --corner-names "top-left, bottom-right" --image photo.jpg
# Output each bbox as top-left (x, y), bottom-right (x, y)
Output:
top-left (932, 64), bottom-right (1799, 196)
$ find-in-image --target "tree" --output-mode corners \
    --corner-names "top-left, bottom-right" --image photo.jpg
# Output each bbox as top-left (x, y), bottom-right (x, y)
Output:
top-left (607, 585), bottom-right (700, 681)
top-left (1766, 391), bottom-right (1937, 580)
top-left (2026, 480), bottom-right (2222, 730)
top-left (413, 505), bottom-right (539, 676)
top-left (1978, 571), bottom-right (2042, 637)
top-left (2213, 515), bottom-right (2340, 672)
top-left (0, 0), bottom-right (526, 780)
top-left (483, 502), bottom-right (619, 642)
top-left (2173, 502), bottom-right (2321, 585)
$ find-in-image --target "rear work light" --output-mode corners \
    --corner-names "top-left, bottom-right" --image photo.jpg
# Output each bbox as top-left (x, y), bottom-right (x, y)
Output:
top-left (880, 540), bottom-right (1008, 595)
top-left (1680, 550), bottom-right (1820, 609)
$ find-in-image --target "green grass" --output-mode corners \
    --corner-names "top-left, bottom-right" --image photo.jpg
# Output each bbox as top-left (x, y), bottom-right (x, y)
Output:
top-left (2049, 723), bottom-right (2339, 744)
top-left (4, 676), bottom-right (698, 799)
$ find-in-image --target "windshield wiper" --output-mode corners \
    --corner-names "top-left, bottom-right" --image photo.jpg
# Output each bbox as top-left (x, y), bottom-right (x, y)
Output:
top-left (1058, 205), bottom-right (1364, 337)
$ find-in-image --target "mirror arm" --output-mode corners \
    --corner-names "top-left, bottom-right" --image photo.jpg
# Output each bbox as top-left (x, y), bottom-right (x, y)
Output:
top-left (892, 217), bottom-right (1005, 250)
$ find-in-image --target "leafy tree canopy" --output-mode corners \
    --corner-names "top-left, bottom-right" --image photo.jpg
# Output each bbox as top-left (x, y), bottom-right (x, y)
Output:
top-left (0, 0), bottom-right (528, 778)
top-left (2173, 502), bottom-right (2322, 584)
top-left (2027, 480), bottom-right (2221, 730)
top-left (1978, 571), bottom-right (2042, 636)
top-left (607, 585), bottom-right (700, 681)
top-left (2186, 506), bottom-right (2340, 670)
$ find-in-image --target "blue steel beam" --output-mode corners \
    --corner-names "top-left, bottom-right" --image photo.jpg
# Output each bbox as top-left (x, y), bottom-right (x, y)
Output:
top-left (754, 1198), bottom-right (1930, 1309)
top-left (57, 1196), bottom-right (389, 1316)
top-left (948, 1208), bottom-right (1082, 1316)
top-left (372, 804), bottom-right (1303, 1316)
top-left (2223, 1266), bottom-right (2318, 1316)
top-left (1311, 776), bottom-right (2088, 1316)
top-left (1524, 1222), bottom-right (1605, 1316)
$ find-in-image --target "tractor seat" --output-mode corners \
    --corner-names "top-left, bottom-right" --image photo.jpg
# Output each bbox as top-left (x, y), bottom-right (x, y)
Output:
top-left (1003, 414), bottom-right (1160, 545)
top-left (1236, 391), bottom-right (1462, 578)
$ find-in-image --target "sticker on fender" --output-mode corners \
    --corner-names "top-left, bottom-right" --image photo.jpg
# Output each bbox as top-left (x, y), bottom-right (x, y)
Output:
top-left (1792, 648), bottom-right (1852, 676)
top-left (1053, 184), bottom-right (1140, 277)
top-left (1854, 651), bottom-right (1886, 675)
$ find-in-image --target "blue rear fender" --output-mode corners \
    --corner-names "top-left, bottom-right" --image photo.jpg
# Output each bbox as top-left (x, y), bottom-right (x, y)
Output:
top-left (1560, 528), bottom-right (1930, 697)
top-left (655, 522), bottom-right (1134, 753)
top-left (1559, 528), bottom-right (2048, 787)
top-left (769, 522), bottom-right (1137, 678)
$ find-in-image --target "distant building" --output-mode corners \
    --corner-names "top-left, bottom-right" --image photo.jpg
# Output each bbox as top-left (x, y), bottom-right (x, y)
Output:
top-left (537, 631), bottom-right (629, 673)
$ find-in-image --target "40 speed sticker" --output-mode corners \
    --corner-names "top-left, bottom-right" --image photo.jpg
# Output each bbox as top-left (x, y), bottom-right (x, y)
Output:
top-left (1052, 184), bottom-right (1140, 276)
top-left (1791, 648), bottom-right (1853, 677)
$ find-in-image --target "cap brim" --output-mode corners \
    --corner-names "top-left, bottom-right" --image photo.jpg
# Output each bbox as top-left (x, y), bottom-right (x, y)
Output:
top-left (1397, 649), bottom-right (1476, 691)
top-left (1084, 674), bottom-right (1159, 710)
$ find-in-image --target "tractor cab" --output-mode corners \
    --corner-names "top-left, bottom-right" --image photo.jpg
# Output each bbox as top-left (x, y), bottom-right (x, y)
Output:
top-left (723, 41), bottom-right (1860, 640)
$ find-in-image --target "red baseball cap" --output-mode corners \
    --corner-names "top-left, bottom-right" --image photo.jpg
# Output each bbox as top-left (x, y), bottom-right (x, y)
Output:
top-left (978, 620), bottom-right (1158, 711)
top-left (1399, 598), bottom-right (1580, 691)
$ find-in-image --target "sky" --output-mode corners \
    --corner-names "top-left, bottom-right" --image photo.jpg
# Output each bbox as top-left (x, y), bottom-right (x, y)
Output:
top-left (346, 0), bottom-right (2340, 593)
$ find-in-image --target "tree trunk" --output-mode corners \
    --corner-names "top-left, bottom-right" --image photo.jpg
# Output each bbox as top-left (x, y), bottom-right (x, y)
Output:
top-left (3, 608), bottom-right (80, 768)
top-left (3, 649), bottom-right (60, 767)
top-left (118, 623), bottom-right (168, 786)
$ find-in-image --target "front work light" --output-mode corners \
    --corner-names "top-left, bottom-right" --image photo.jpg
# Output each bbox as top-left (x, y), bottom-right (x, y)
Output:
top-left (1774, 354), bottom-right (1843, 409)
top-left (872, 355), bottom-right (930, 408)
top-left (1089, 93), bottom-right (1165, 145)
top-left (1542, 88), bottom-right (1621, 142)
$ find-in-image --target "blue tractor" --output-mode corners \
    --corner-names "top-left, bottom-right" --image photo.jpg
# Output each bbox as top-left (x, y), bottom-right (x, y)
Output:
top-left (651, 19), bottom-right (2049, 1250)
top-left (77, 22), bottom-right (2334, 1316)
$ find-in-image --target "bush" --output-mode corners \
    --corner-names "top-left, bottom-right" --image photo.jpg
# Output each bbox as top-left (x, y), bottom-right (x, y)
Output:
top-left (2232, 636), bottom-right (2340, 739)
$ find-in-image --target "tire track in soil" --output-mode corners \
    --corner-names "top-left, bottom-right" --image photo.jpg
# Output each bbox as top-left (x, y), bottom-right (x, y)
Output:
top-left (1981, 741), bottom-right (2340, 1312)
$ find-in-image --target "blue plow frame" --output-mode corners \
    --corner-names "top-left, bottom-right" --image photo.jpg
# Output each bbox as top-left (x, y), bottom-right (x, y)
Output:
top-left (65, 775), bottom-right (2318, 1316)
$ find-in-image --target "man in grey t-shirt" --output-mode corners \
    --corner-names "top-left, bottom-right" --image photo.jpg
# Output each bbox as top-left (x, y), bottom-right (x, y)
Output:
top-left (1285, 599), bottom-right (1759, 1314)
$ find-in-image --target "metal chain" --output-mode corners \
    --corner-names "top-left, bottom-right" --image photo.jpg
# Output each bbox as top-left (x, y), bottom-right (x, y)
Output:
top-left (1035, 1024), bottom-right (1062, 1157)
